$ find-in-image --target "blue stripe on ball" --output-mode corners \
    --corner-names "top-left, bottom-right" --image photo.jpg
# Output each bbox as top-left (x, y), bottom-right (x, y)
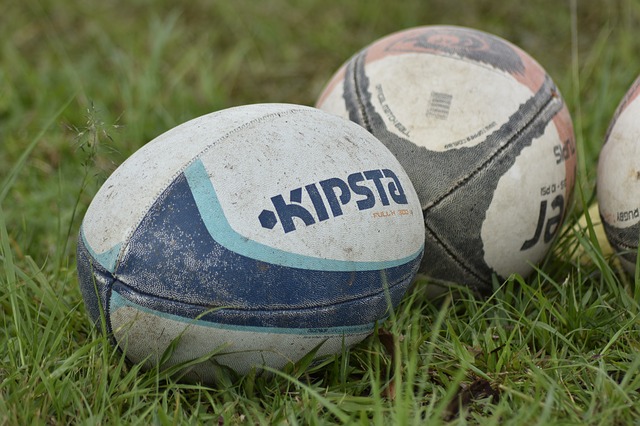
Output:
top-left (109, 289), bottom-right (377, 334)
top-left (79, 229), bottom-right (122, 273)
top-left (112, 171), bottom-right (421, 315)
top-left (109, 269), bottom-right (406, 328)
top-left (183, 159), bottom-right (423, 271)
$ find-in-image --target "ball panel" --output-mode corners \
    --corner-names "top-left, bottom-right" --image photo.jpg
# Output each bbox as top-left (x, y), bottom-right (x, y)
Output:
top-left (110, 291), bottom-right (370, 378)
top-left (354, 53), bottom-right (533, 151)
top-left (81, 104), bottom-right (339, 269)
top-left (190, 118), bottom-right (424, 264)
top-left (481, 119), bottom-right (569, 277)
top-left (185, 159), bottom-right (423, 271)
top-left (114, 171), bottom-right (420, 312)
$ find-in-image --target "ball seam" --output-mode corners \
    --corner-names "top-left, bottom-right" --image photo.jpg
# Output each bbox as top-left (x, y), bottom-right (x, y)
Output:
top-left (112, 107), bottom-right (310, 274)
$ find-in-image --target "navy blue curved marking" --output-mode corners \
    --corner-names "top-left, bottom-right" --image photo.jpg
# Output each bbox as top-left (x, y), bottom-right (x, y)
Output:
top-left (113, 172), bottom-right (422, 320)
top-left (109, 287), bottom-right (380, 332)
top-left (76, 232), bottom-right (116, 331)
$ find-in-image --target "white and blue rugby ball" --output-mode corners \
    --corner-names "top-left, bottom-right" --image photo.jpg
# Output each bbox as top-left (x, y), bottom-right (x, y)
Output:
top-left (76, 104), bottom-right (425, 383)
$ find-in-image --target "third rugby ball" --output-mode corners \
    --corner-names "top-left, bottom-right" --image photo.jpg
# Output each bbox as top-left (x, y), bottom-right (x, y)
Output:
top-left (598, 76), bottom-right (640, 273)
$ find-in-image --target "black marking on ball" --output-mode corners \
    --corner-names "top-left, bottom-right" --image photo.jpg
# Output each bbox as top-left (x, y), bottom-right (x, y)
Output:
top-left (601, 218), bottom-right (640, 266)
top-left (344, 51), bottom-right (374, 133)
top-left (342, 53), bottom-right (564, 292)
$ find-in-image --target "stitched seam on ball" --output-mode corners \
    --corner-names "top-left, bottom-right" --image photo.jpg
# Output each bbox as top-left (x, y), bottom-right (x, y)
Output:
top-left (423, 79), bottom-right (560, 213)
top-left (352, 51), bottom-right (374, 133)
top-left (423, 221), bottom-right (488, 285)
top-left (111, 269), bottom-right (413, 314)
top-left (420, 77), bottom-right (562, 285)
top-left (605, 231), bottom-right (637, 250)
top-left (105, 279), bottom-right (114, 336)
top-left (112, 107), bottom-right (309, 273)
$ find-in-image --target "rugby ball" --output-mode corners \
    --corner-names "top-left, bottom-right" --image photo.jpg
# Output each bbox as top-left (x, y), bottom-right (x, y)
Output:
top-left (316, 25), bottom-right (576, 294)
top-left (597, 76), bottom-right (640, 273)
top-left (76, 103), bottom-right (425, 383)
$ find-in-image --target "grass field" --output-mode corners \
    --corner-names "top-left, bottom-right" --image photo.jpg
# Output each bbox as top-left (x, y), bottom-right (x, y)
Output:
top-left (2, 0), bottom-right (640, 424)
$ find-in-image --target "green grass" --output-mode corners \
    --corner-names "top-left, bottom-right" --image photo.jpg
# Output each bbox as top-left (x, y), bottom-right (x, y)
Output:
top-left (2, 0), bottom-right (640, 424)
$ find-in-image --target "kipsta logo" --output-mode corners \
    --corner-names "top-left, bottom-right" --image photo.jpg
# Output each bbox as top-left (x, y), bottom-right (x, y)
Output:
top-left (259, 169), bottom-right (408, 233)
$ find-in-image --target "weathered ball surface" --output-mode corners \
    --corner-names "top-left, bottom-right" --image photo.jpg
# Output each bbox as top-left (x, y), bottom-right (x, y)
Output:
top-left (317, 25), bottom-right (576, 293)
top-left (77, 104), bottom-right (425, 383)
top-left (598, 76), bottom-right (640, 273)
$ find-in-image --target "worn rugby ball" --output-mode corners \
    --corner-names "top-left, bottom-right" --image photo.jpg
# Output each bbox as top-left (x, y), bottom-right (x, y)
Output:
top-left (317, 25), bottom-right (576, 293)
top-left (597, 76), bottom-right (640, 273)
top-left (76, 104), bottom-right (425, 383)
